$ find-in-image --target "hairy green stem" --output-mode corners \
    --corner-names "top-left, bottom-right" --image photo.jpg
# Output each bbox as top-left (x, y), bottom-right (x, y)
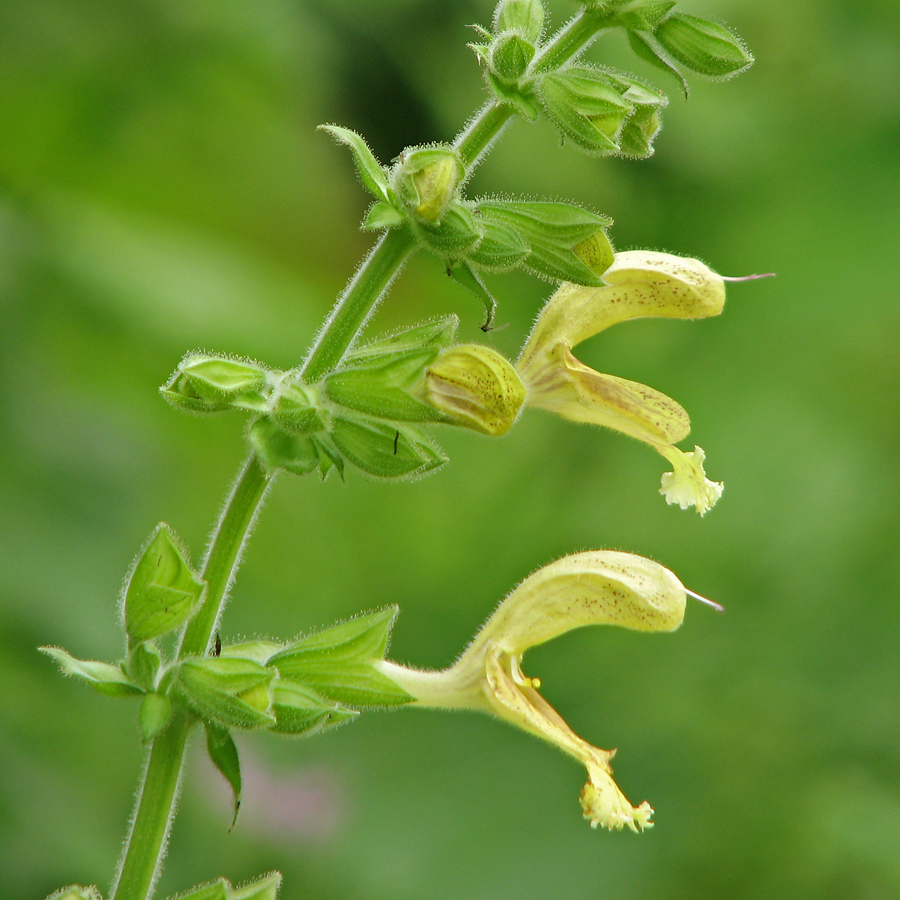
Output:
top-left (300, 227), bottom-right (417, 383)
top-left (111, 457), bottom-right (270, 900)
top-left (455, 102), bottom-right (516, 170)
top-left (532, 10), bottom-right (610, 74)
top-left (108, 10), bottom-right (618, 897)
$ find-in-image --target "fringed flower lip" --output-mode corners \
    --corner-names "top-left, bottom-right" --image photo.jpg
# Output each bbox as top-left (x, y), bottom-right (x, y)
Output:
top-left (378, 550), bottom-right (722, 831)
top-left (516, 250), bottom-right (729, 514)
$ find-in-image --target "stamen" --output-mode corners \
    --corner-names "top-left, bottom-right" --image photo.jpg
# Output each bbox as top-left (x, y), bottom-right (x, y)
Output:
top-left (721, 272), bottom-right (776, 282)
top-left (686, 588), bottom-right (724, 612)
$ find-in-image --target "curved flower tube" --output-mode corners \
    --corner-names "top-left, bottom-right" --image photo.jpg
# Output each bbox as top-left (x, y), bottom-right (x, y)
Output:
top-left (516, 250), bottom-right (726, 514)
top-left (378, 550), bottom-right (688, 831)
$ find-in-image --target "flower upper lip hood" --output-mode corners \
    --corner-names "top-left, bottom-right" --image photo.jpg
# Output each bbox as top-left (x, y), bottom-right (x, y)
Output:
top-left (516, 250), bottom-right (726, 514)
top-left (377, 550), bottom-right (689, 832)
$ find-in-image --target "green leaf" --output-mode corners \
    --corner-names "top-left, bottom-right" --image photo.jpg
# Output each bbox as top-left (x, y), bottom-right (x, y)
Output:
top-left (249, 416), bottom-right (320, 477)
top-left (270, 680), bottom-right (358, 735)
top-left (139, 692), bottom-right (172, 742)
top-left (447, 263), bottom-right (498, 332)
top-left (318, 124), bottom-right (390, 203)
top-left (40, 646), bottom-right (144, 697)
top-left (205, 722), bottom-right (242, 828)
top-left (654, 13), bottom-right (753, 79)
top-left (124, 524), bottom-right (206, 645)
top-left (330, 417), bottom-right (446, 480)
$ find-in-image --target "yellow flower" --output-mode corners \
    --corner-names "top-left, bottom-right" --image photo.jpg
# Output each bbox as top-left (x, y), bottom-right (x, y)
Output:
top-left (516, 250), bottom-right (726, 514)
top-left (378, 550), bottom-right (689, 831)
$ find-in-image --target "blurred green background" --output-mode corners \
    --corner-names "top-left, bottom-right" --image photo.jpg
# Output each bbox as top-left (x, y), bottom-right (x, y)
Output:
top-left (2, 0), bottom-right (899, 897)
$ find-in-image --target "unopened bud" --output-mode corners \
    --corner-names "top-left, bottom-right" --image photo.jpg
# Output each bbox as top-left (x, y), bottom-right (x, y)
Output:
top-left (161, 354), bottom-right (269, 414)
top-left (654, 13), bottom-right (753, 79)
top-left (46, 887), bottom-right (103, 900)
top-left (573, 228), bottom-right (615, 278)
top-left (490, 33), bottom-right (535, 84)
top-left (495, 0), bottom-right (545, 42)
top-left (424, 345), bottom-right (525, 436)
top-left (172, 657), bottom-right (275, 730)
top-left (394, 147), bottom-right (464, 224)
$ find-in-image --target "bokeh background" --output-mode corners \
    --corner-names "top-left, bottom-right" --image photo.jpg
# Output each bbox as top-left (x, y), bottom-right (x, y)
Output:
top-left (2, 0), bottom-right (899, 897)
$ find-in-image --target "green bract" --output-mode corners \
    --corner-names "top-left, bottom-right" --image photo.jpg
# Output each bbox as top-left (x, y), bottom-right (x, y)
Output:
top-left (123, 524), bottom-right (206, 645)
top-left (139, 692), bottom-right (172, 743)
top-left (41, 647), bottom-right (143, 697)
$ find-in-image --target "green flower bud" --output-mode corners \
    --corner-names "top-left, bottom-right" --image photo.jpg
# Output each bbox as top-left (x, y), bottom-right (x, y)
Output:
top-left (538, 67), bottom-right (632, 156)
top-left (476, 200), bottom-right (612, 285)
top-left (494, 0), bottom-right (544, 42)
top-left (414, 204), bottom-right (482, 258)
top-left (161, 354), bottom-right (269, 414)
top-left (249, 415), bottom-right (321, 477)
top-left (424, 344), bottom-right (526, 436)
top-left (324, 351), bottom-right (445, 423)
top-left (271, 383), bottom-right (324, 434)
top-left (46, 887), bottom-right (103, 900)
top-left (270, 680), bottom-right (358, 735)
top-left (329, 416), bottom-right (446, 480)
top-left (268, 608), bottom-right (412, 707)
top-left (172, 657), bottom-right (275, 730)
top-left (490, 33), bottom-right (535, 84)
top-left (654, 14), bottom-right (753, 79)
top-left (393, 147), bottom-right (464, 224)
top-left (573, 228), bottom-right (615, 278)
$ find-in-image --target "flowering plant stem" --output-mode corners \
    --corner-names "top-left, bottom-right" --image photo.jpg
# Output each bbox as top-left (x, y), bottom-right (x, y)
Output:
top-left (112, 457), bottom-right (270, 900)
top-left (108, 11), bottom-right (617, 898)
